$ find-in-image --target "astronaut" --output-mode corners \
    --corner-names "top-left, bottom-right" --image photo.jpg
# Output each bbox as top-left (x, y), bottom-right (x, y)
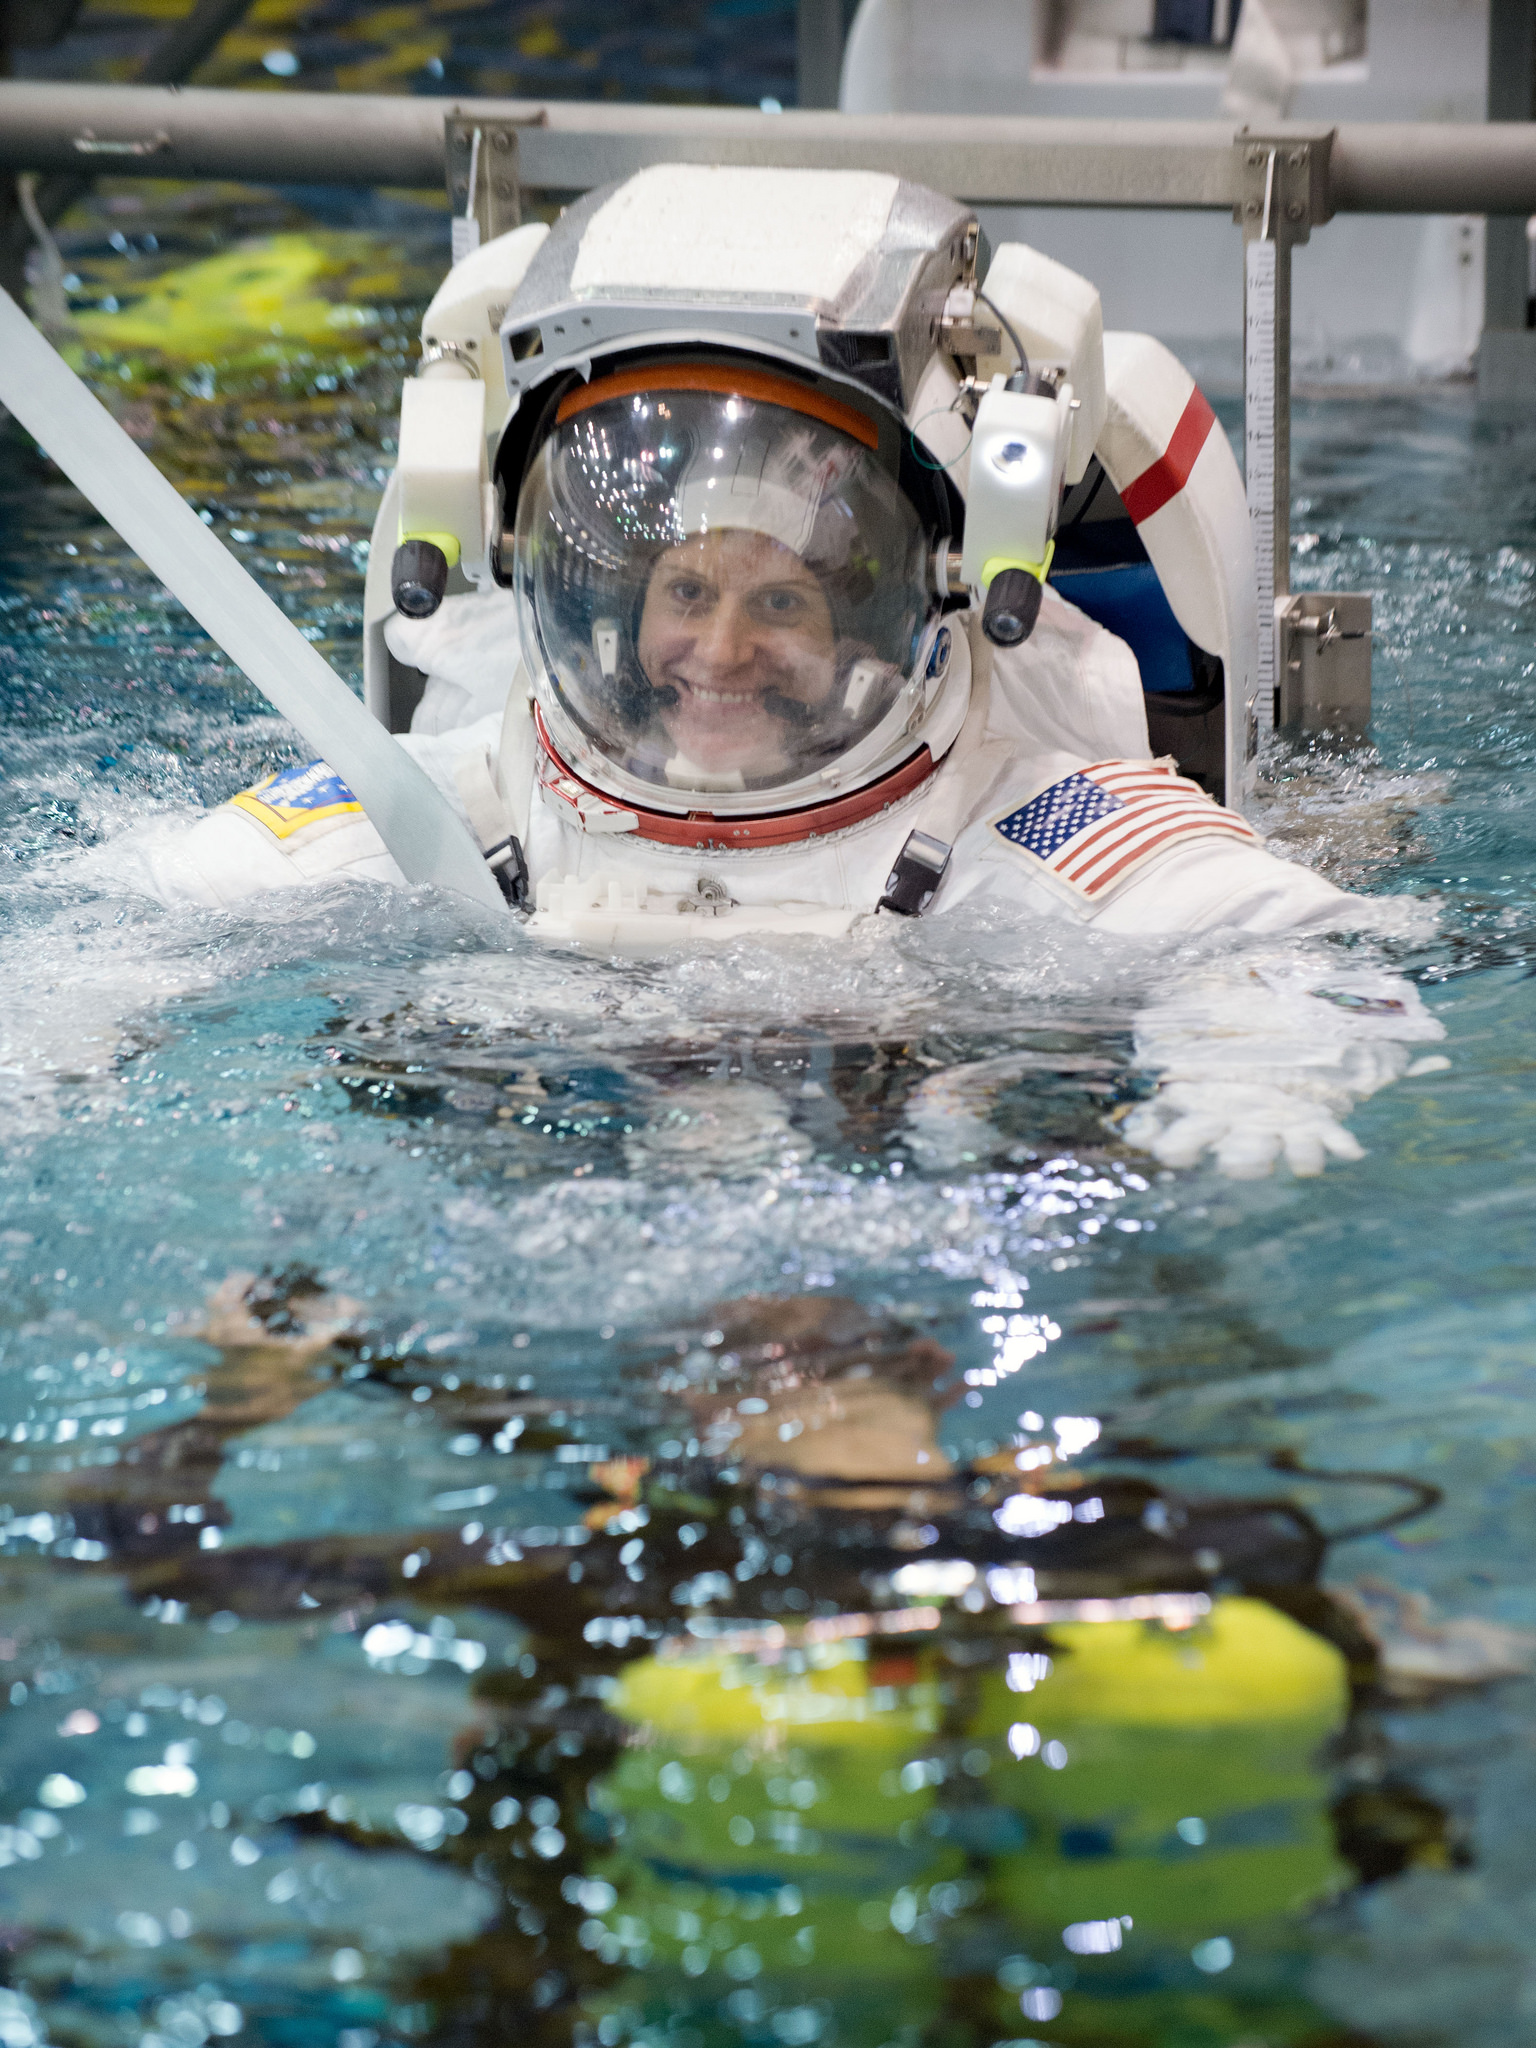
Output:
top-left (124, 164), bottom-right (1443, 1176)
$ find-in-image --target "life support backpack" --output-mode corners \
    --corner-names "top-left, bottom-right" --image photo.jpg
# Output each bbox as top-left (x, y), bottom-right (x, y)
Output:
top-left (1050, 333), bottom-right (1257, 810)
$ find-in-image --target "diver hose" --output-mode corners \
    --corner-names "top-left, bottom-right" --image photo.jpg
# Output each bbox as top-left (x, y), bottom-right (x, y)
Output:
top-left (0, 285), bottom-right (504, 913)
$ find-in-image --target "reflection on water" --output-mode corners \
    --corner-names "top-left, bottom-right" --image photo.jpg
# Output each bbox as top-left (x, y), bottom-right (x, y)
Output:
top-left (8, 190), bottom-right (1536, 2048)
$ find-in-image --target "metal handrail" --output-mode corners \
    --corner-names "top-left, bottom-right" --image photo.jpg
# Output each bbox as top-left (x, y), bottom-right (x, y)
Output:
top-left (2, 83), bottom-right (1536, 215)
top-left (1331, 122), bottom-right (1536, 215)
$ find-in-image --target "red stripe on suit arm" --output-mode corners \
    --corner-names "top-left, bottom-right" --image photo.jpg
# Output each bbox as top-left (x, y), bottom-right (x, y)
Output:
top-left (1117, 386), bottom-right (1217, 525)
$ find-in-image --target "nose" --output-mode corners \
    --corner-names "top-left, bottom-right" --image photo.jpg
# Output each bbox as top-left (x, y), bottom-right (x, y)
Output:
top-left (690, 594), bottom-right (757, 677)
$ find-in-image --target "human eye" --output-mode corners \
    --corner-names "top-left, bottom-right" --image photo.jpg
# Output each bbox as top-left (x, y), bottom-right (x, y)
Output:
top-left (667, 576), bottom-right (711, 607)
top-left (757, 587), bottom-right (806, 619)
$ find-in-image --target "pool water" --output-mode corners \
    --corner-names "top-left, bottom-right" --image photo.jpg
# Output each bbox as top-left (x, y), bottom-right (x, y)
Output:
top-left (16, 0), bottom-right (799, 118)
top-left (6, 208), bottom-right (1536, 2048)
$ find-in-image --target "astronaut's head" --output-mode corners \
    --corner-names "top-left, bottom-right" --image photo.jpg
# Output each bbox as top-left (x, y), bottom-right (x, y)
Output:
top-left (512, 363), bottom-right (947, 807)
top-left (512, 364), bottom-right (966, 811)
top-left (487, 166), bottom-right (990, 820)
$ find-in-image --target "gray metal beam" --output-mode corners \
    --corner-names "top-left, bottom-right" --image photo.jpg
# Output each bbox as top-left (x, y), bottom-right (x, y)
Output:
top-left (0, 87), bottom-right (1249, 205)
top-left (523, 108), bottom-right (1253, 207)
top-left (2, 84), bottom-right (1536, 216)
top-left (0, 90), bottom-right (1252, 208)
top-left (1331, 122), bottom-right (1536, 218)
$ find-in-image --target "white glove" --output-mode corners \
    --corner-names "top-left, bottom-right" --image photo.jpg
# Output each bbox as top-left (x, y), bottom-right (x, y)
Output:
top-left (384, 587), bottom-right (523, 726)
top-left (1121, 1079), bottom-right (1366, 1178)
top-left (1123, 953), bottom-right (1446, 1180)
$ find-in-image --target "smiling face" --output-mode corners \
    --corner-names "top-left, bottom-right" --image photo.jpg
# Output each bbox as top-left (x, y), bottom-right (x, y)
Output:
top-left (636, 528), bottom-right (838, 777)
top-left (519, 377), bottom-right (938, 808)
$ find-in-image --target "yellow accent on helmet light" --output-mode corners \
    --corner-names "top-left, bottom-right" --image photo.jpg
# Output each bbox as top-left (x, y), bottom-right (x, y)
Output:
top-left (399, 529), bottom-right (462, 567)
top-left (981, 538), bottom-right (1054, 589)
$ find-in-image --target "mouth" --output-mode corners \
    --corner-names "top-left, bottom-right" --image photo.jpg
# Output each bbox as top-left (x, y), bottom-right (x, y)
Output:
top-left (678, 680), bottom-right (764, 706)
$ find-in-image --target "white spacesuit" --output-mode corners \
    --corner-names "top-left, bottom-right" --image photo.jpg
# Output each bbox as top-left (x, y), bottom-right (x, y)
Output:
top-left (122, 163), bottom-right (1443, 1176)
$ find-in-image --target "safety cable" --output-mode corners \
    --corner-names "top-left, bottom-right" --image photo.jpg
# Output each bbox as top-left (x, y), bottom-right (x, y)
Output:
top-left (975, 288), bottom-right (1031, 386)
top-left (1265, 1449), bottom-right (1443, 1544)
top-left (15, 174), bottom-right (70, 337)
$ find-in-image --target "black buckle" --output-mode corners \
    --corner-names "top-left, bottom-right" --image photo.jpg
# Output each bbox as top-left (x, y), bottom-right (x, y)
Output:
top-left (877, 830), bottom-right (952, 917)
top-left (484, 833), bottom-right (530, 909)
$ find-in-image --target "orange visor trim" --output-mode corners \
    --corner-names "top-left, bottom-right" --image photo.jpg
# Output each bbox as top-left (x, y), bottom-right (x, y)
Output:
top-left (555, 363), bottom-right (881, 452)
top-left (533, 705), bottom-right (937, 852)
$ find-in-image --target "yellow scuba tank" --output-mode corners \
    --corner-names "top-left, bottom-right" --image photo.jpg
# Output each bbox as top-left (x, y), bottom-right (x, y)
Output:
top-left (575, 1596), bottom-right (1350, 2047)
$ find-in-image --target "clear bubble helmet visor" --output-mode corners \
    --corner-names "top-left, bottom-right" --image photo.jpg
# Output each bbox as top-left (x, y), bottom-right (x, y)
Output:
top-left (513, 365), bottom-right (947, 815)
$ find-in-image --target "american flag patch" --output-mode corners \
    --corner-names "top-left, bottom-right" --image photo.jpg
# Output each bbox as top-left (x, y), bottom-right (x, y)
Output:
top-left (992, 760), bottom-right (1257, 901)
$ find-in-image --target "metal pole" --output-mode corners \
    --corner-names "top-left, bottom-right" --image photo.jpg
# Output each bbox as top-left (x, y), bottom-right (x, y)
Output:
top-left (1484, 0), bottom-right (1536, 337)
top-left (1, 87), bottom-right (1536, 215)
top-left (0, 89), bottom-right (1250, 200)
top-left (797, 0), bottom-right (846, 111)
top-left (1329, 122), bottom-right (1536, 213)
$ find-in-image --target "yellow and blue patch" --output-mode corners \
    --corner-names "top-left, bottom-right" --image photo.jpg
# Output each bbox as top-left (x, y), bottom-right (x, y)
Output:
top-left (230, 760), bottom-right (362, 840)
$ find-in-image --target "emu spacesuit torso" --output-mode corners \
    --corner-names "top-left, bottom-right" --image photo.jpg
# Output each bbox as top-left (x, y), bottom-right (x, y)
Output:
top-left (140, 580), bottom-right (1343, 946)
top-left (125, 163), bottom-right (1443, 1176)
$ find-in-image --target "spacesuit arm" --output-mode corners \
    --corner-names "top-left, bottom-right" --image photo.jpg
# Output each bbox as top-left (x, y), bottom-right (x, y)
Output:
top-left (1075, 800), bottom-right (1447, 1176)
top-left (1119, 953), bottom-right (1447, 1178)
top-left (1085, 830), bottom-right (1358, 935)
top-left (104, 712), bottom-right (505, 913)
top-left (902, 949), bottom-right (1444, 1182)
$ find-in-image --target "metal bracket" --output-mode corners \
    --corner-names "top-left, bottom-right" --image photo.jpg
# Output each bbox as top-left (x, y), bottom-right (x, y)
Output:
top-left (445, 114), bottom-right (533, 261)
top-left (418, 337), bottom-right (479, 377)
top-left (937, 283), bottom-right (1002, 362)
top-left (1233, 129), bottom-right (1333, 245)
top-left (1276, 591), bottom-right (1372, 736)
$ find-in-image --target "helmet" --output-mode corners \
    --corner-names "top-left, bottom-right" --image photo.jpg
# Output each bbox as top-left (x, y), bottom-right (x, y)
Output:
top-left (513, 362), bottom-right (951, 814)
top-left (493, 168), bottom-right (980, 824)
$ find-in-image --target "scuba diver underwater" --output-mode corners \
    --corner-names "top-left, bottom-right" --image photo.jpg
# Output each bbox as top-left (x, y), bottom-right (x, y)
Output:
top-left (24, 1272), bottom-right (1480, 2048)
top-left (21, 161), bottom-right (1443, 1176)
